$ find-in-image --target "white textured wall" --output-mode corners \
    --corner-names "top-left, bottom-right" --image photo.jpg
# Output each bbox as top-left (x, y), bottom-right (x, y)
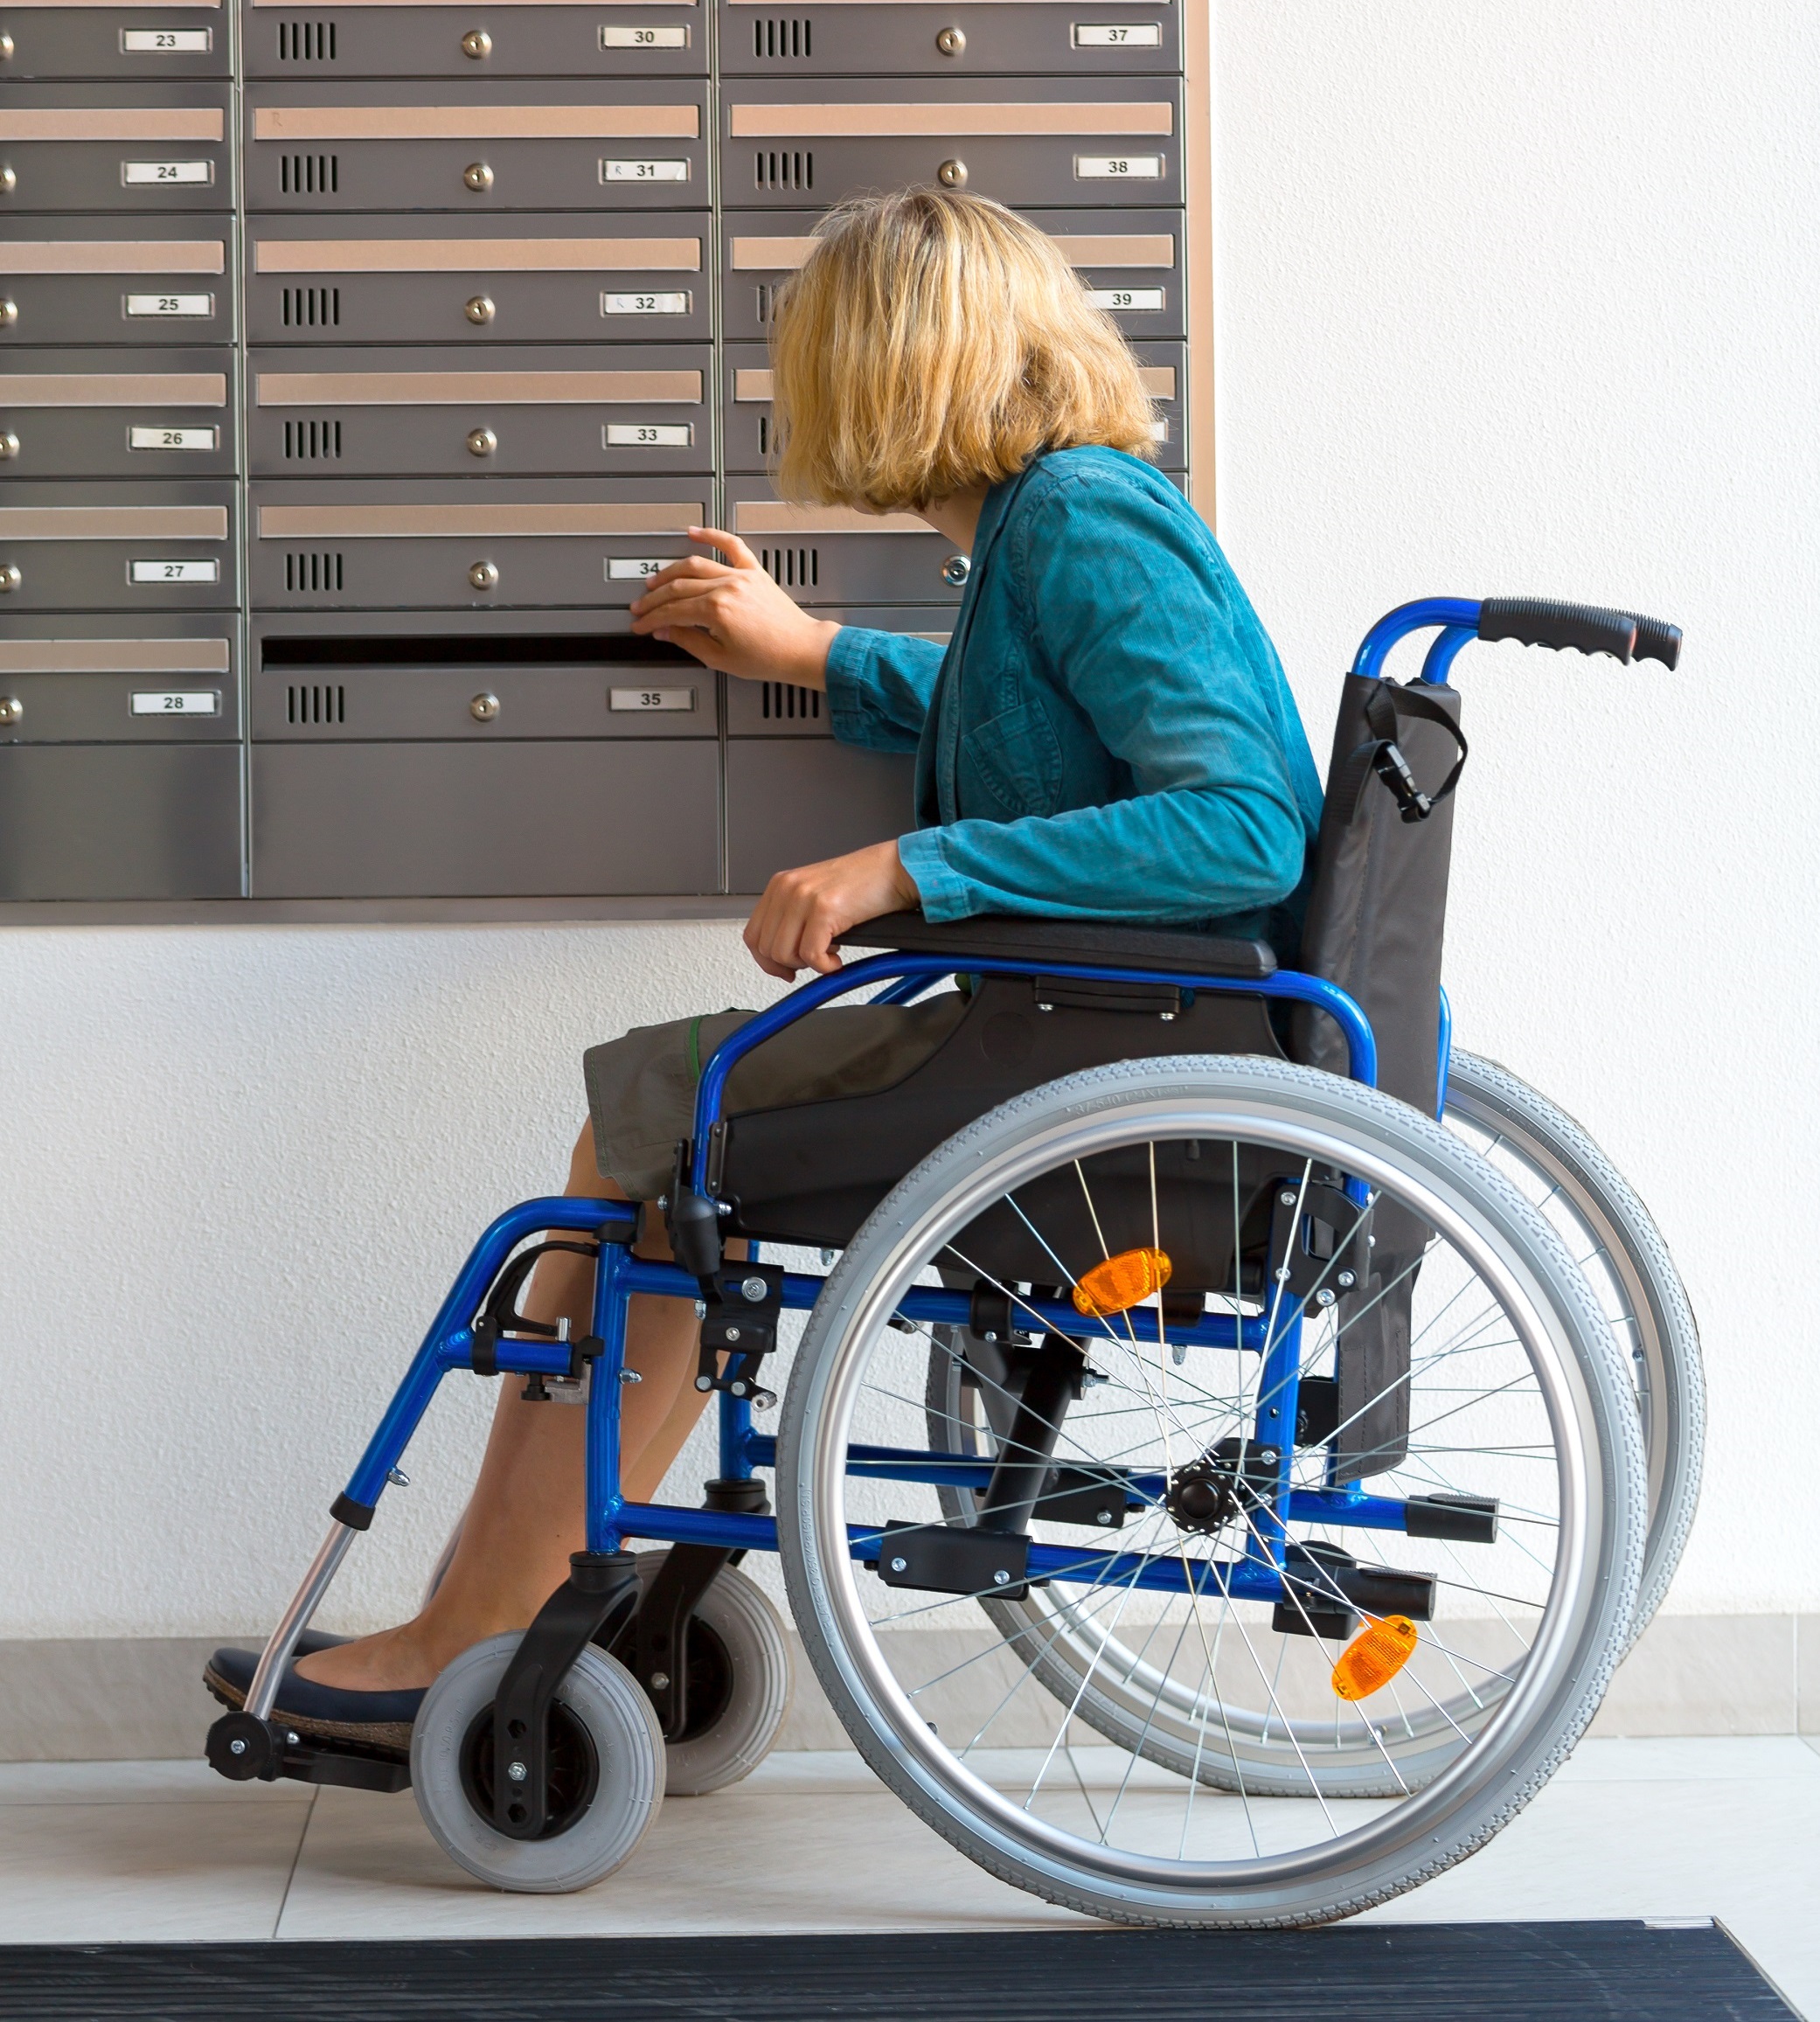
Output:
top-left (3, 0), bottom-right (1816, 1637)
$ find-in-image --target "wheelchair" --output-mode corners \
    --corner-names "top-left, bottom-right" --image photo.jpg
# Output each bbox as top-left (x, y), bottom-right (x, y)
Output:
top-left (206, 594), bottom-right (1700, 1928)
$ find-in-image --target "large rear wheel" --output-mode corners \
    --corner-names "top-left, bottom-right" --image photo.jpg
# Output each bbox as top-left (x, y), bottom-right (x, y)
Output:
top-left (781, 1056), bottom-right (1645, 1927)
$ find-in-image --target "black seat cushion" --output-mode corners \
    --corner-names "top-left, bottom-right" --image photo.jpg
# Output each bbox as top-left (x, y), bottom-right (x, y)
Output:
top-left (837, 911), bottom-right (1277, 980)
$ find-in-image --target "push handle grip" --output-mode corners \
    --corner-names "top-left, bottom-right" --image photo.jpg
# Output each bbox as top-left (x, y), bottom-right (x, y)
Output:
top-left (1629, 615), bottom-right (1682, 671)
top-left (1477, 598), bottom-right (1637, 662)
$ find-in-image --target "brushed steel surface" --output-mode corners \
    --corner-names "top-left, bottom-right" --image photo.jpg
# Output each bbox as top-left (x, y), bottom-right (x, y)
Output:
top-left (252, 102), bottom-right (699, 140)
top-left (0, 238), bottom-right (224, 273)
top-left (254, 235), bottom-right (701, 272)
top-left (255, 368), bottom-right (700, 403)
top-left (0, 636), bottom-right (230, 674)
top-left (728, 99), bottom-right (1170, 136)
top-left (0, 371), bottom-right (226, 404)
top-left (0, 504), bottom-right (227, 538)
top-left (0, 106), bottom-right (224, 141)
top-left (257, 500), bottom-right (703, 537)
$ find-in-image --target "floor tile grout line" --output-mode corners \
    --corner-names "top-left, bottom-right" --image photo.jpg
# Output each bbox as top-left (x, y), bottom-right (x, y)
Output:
top-left (271, 1786), bottom-right (318, 1942)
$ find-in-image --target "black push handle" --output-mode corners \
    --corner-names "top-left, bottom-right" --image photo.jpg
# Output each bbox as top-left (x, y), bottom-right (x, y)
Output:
top-left (1476, 597), bottom-right (1682, 671)
top-left (1477, 598), bottom-right (1637, 661)
top-left (1629, 614), bottom-right (1683, 671)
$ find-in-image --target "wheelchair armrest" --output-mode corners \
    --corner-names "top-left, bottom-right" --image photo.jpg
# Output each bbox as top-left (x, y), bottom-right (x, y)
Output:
top-left (836, 911), bottom-right (1279, 981)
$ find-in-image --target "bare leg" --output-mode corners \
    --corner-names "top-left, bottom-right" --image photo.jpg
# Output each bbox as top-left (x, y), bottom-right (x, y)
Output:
top-left (296, 1120), bottom-right (712, 1691)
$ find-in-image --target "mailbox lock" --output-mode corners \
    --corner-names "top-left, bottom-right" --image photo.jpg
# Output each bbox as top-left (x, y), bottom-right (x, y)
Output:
top-left (464, 295), bottom-right (496, 325)
top-left (469, 561), bottom-right (499, 590)
top-left (466, 427), bottom-right (497, 457)
top-left (0, 166), bottom-right (15, 196)
top-left (0, 431), bottom-right (17, 460)
top-left (941, 553), bottom-right (970, 587)
top-left (937, 157), bottom-right (968, 188)
top-left (0, 32), bottom-right (14, 59)
top-left (0, 697), bottom-right (22, 726)
top-left (0, 300), bottom-right (16, 328)
top-left (934, 24), bottom-right (966, 55)
top-left (469, 691), bottom-right (501, 721)
top-left (0, 565), bottom-right (20, 594)
top-left (461, 27), bottom-right (492, 57)
top-left (463, 161), bottom-right (495, 192)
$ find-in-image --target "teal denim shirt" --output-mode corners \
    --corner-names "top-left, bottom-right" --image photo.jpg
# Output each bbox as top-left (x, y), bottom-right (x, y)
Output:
top-left (823, 446), bottom-right (1323, 941)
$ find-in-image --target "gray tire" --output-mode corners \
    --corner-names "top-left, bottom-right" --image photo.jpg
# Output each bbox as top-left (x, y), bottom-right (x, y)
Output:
top-left (1441, 1053), bottom-right (1704, 1648)
top-left (411, 1633), bottom-right (664, 1893)
top-left (629, 1553), bottom-right (793, 1796)
top-left (780, 1056), bottom-right (1645, 1927)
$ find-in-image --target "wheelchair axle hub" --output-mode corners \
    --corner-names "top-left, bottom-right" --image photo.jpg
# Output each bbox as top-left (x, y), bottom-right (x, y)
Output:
top-left (1165, 1438), bottom-right (1281, 1535)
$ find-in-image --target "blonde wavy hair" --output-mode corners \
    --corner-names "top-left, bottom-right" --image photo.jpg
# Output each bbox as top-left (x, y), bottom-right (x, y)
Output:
top-left (768, 189), bottom-right (1157, 514)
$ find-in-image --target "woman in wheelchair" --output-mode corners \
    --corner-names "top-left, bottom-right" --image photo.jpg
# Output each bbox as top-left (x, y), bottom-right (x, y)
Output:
top-left (207, 188), bottom-right (1693, 1928)
top-left (227, 188), bottom-right (1323, 1719)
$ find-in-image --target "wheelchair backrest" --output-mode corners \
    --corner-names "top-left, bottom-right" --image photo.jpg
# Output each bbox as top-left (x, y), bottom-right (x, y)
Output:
top-left (1292, 674), bottom-right (1466, 1117)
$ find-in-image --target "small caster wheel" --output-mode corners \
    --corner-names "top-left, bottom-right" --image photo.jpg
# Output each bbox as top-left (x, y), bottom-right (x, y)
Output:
top-left (628, 1553), bottom-right (792, 1796)
top-left (411, 1632), bottom-right (663, 1893)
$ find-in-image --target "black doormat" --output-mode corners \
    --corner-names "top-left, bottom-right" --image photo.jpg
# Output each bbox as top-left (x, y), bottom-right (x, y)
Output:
top-left (0, 1924), bottom-right (1793, 2022)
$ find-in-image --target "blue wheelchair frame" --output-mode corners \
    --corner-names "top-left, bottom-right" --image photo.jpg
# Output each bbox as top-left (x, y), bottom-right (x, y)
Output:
top-left (251, 595), bottom-right (1497, 1700)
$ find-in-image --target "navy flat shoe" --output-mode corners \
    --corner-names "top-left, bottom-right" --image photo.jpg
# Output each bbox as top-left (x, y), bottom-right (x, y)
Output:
top-left (204, 1635), bottom-right (424, 1755)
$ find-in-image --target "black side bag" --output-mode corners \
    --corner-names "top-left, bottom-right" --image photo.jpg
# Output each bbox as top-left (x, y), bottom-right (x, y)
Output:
top-left (1293, 675), bottom-right (1467, 1482)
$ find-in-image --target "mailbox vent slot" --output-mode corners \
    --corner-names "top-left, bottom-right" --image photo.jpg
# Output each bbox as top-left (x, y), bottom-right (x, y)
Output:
top-left (761, 682), bottom-right (820, 721)
top-left (753, 17), bottom-right (811, 58)
top-left (279, 152), bottom-right (340, 196)
top-left (754, 284), bottom-right (775, 325)
top-left (756, 414), bottom-right (770, 456)
top-left (281, 286), bottom-right (341, 329)
top-left (284, 551), bottom-right (345, 593)
top-left (287, 682), bottom-right (346, 725)
top-left (276, 19), bottom-right (337, 59)
top-left (760, 546), bottom-right (817, 589)
top-left (754, 150), bottom-right (813, 192)
top-left (282, 420), bottom-right (344, 461)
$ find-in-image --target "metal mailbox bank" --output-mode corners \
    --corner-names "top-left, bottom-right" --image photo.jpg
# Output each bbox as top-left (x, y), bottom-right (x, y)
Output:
top-left (0, 0), bottom-right (1211, 911)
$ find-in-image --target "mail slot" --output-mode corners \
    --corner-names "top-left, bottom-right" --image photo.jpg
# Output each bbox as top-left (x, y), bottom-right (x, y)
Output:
top-left (0, 345), bottom-right (235, 476)
top-left (250, 738), bottom-right (720, 896)
top-left (249, 476), bottom-right (711, 608)
top-left (724, 481), bottom-right (959, 607)
top-left (240, 0), bottom-right (704, 79)
top-left (245, 212), bottom-right (710, 344)
top-left (0, 218), bottom-right (231, 344)
top-left (0, 3), bottom-right (228, 81)
top-left (720, 79), bottom-right (1180, 211)
top-left (0, 479), bottom-right (235, 608)
top-left (0, 86), bottom-right (234, 212)
top-left (248, 343), bottom-right (711, 476)
top-left (244, 82), bottom-right (708, 212)
top-left (723, 339), bottom-right (1184, 473)
top-left (722, 205), bottom-right (1184, 340)
top-left (0, 616), bottom-right (238, 741)
top-left (719, 0), bottom-right (1178, 76)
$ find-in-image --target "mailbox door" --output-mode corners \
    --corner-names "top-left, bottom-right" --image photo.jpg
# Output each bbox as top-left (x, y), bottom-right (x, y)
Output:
top-left (241, 1), bottom-right (705, 80)
top-left (0, 345), bottom-right (236, 476)
top-left (245, 213), bottom-right (712, 344)
top-left (0, 85), bottom-right (234, 212)
top-left (0, 218), bottom-right (232, 345)
top-left (244, 81), bottom-right (709, 212)
top-left (247, 344), bottom-right (712, 476)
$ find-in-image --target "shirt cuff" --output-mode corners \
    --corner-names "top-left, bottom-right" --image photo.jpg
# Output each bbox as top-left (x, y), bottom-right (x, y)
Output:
top-left (896, 827), bottom-right (972, 921)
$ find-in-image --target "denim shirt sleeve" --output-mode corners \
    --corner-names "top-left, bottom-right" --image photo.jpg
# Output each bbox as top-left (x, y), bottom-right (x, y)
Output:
top-left (822, 625), bottom-right (945, 754)
top-left (897, 470), bottom-right (1311, 923)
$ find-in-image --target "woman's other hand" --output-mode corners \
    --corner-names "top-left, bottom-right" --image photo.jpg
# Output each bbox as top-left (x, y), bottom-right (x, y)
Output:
top-left (629, 527), bottom-right (839, 689)
top-left (744, 839), bottom-right (920, 980)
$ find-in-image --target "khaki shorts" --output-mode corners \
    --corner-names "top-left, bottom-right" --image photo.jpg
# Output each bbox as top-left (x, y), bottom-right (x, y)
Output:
top-left (583, 992), bottom-right (969, 1199)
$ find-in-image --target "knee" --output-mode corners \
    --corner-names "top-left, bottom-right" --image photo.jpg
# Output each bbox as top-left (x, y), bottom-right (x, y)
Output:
top-left (565, 1119), bottom-right (617, 1199)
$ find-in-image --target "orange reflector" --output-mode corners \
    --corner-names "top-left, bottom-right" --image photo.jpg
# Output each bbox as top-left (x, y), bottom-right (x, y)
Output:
top-left (1072, 1247), bottom-right (1172, 1319)
top-left (1330, 1615), bottom-right (1420, 1700)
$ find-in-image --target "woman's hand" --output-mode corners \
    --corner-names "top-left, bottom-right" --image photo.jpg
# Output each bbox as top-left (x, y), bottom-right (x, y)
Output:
top-left (629, 527), bottom-right (839, 689)
top-left (744, 838), bottom-right (920, 980)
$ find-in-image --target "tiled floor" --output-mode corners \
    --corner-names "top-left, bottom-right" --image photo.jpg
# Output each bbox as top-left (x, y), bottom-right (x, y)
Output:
top-left (0, 1739), bottom-right (1813, 2014)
